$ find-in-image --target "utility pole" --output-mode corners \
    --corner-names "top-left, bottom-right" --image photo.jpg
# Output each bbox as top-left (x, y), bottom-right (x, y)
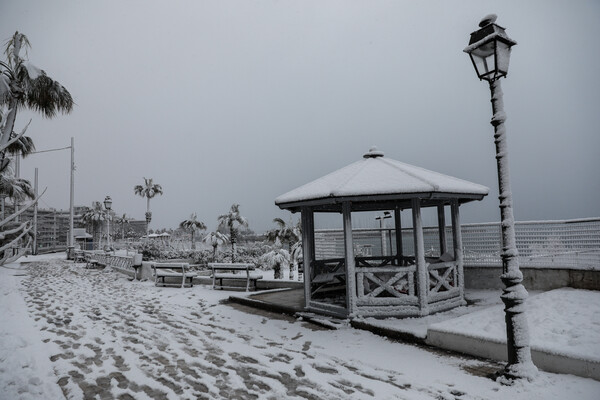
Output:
top-left (33, 168), bottom-right (38, 255)
top-left (15, 151), bottom-right (20, 222)
top-left (69, 137), bottom-right (74, 248)
top-left (53, 210), bottom-right (57, 251)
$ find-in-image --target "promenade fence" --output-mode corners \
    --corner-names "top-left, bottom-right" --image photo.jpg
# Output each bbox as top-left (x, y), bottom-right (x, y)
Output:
top-left (314, 218), bottom-right (600, 270)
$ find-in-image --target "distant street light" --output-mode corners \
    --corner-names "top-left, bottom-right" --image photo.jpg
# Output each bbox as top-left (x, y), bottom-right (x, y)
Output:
top-left (375, 211), bottom-right (392, 256)
top-left (104, 196), bottom-right (112, 249)
top-left (464, 14), bottom-right (536, 381)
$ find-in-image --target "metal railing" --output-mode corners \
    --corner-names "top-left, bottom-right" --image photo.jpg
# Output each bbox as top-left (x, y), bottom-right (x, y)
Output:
top-left (84, 251), bottom-right (141, 273)
top-left (314, 217), bottom-right (600, 270)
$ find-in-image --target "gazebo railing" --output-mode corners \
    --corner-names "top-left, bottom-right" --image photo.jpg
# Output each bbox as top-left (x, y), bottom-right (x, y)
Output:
top-left (310, 257), bottom-right (345, 279)
top-left (354, 256), bottom-right (418, 306)
top-left (355, 255), bottom-right (416, 268)
top-left (310, 258), bottom-right (347, 301)
top-left (427, 261), bottom-right (460, 303)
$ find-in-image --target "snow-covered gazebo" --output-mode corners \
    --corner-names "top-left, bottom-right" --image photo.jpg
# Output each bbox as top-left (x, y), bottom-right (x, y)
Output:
top-left (275, 148), bottom-right (489, 318)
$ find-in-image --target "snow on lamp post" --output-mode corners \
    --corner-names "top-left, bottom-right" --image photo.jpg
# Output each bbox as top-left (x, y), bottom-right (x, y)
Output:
top-left (464, 15), bottom-right (536, 381)
top-left (104, 196), bottom-right (112, 249)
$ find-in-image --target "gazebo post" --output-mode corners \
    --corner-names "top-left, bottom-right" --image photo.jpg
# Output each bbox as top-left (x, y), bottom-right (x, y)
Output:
top-left (342, 202), bottom-right (357, 316)
top-left (437, 205), bottom-right (447, 255)
top-left (451, 200), bottom-right (465, 301)
top-left (394, 205), bottom-right (403, 265)
top-left (412, 198), bottom-right (429, 315)
top-left (301, 207), bottom-right (315, 309)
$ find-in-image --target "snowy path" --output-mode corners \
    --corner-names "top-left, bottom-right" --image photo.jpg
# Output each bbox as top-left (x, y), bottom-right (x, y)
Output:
top-left (4, 259), bottom-right (600, 399)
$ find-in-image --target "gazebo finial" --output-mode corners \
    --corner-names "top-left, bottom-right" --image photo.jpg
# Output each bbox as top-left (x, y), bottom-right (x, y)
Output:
top-left (363, 146), bottom-right (384, 158)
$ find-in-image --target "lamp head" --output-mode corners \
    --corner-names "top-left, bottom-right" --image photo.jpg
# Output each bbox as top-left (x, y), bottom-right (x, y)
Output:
top-left (464, 14), bottom-right (517, 81)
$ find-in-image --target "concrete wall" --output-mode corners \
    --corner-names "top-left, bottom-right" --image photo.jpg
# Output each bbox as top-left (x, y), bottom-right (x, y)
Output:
top-left (426, 328), bottom-right (600, 381)
top-left (465, 266), bottom-right (600, 291)
top-left (130, 261), bottom-right (600, 291)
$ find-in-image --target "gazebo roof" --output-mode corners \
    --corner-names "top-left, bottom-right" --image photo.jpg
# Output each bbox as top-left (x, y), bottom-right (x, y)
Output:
top-left (276, 148), bottom-right (489, 211)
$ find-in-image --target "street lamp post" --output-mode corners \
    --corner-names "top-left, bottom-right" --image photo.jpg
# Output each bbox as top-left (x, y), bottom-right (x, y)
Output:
top-left (375, 211), bottom-right (392, 256)
top-left (104, 196), bottom-right (112, 250)
top-left (464, 14), bottom-right (536, 381)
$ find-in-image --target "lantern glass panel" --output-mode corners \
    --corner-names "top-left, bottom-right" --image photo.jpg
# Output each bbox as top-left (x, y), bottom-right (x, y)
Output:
top-left (495, 40), bottom-right (512, 75)
top-left (471, 40), bottom-right (496, 79)
top-left (472, 52), bottom-right (495, 79)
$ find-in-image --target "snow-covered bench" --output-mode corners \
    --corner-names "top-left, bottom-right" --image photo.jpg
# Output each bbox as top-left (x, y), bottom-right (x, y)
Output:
top-left (84, 252), bottom-right (105, 269)
top-left (152, 262), bottom-right (197, 288)
top-left (209, 263), bottom-right (263, 291)
top-left (73, 250), bottom-right (86, 263)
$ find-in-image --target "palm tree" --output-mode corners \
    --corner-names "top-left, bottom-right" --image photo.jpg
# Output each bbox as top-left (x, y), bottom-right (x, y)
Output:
top-left (0, 133), bottom-right (36, 219)
top-left (179, 213), bottom-right (207, 250)
top-left (262, 247), bottom-right (290, 280)
top-left (81, 202), bottom-right (107, 250)
top-left (0, 167), bottom-right (34, 201)
top-left (133, 177), bottom-right (163, 238)
top-left (265, 217), bottom-right (300, 253)
top-left (217, 204), bottom-right (248, 262)
top-left (0, 32), bottom-right (73, 264)
top-left (0, 32), bottom-right (73, 166)
top-left (202, 231), bottom-right (229, 262)
top-left (114, 213), bottom-right (130, 240)
top-left (290, 240), bottom-right (303, 281)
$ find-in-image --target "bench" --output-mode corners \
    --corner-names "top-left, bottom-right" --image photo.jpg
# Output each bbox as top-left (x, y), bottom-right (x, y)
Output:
top-left (84, 252), bottom-right (106, 269)
top-left (152, 262), bottom-right (197, 288)
top-left (73, 250), bottom-right (86, 263)
top-left (209, 263), bottom-right (263, 291)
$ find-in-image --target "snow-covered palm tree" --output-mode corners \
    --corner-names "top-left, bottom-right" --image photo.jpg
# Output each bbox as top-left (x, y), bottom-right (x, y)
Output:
top-left (179, 213), bottom-right (206, 250)
top-left (1, 32), bottom-right (72, 164)
top-left (265, 217), bottom-right (300, 253)
top-left (133, 177), bottom-right (163, 238)
top-left (217, 204), bottom-right (248, 262)
top-left (0, 169), bottom-right (33, 201)
top-left (81, 202), bottom-right (107, 250)
top-left (202, 231), bottom-right (229, 262)
top-left (262, 247), bottom-right (290, 280)
top-left (290, 240), bottom-right (303, 281)
top-left (114, 213), bottom-right (130, 241)
top-left (0, 31), bottom-right (73, 264)
top-left (0, 134), bottom-right (35, 219)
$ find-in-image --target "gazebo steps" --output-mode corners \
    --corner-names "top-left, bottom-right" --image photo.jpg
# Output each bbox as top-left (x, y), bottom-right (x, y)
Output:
top-left (296, 312), bottom-right (348, 330)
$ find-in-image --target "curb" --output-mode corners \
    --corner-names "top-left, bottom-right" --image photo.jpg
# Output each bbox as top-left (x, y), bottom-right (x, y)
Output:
top-left (350, 320), bottom-right (426, 345)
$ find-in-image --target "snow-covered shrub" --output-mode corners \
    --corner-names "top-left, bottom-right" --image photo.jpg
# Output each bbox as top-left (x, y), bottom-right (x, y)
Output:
top-left (220, 243), bottom-right (274, 268)
top-left (139, 242), bottom-right (161, 261)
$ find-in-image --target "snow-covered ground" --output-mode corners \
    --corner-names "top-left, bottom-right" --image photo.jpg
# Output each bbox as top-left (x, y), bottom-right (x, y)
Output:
top-left (1, 255), bottom-right (599, 399)
top-left (358, 290), bottom-right (508, 339)
top-left (428, 288), bottom-right (600, 362)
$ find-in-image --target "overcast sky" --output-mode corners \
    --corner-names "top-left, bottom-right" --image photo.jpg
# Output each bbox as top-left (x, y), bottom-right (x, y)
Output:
top-left (1, 0), bottom-right (599, 232)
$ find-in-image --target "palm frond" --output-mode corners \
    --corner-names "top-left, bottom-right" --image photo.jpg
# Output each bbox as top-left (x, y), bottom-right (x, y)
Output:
top-left (6, 133), bottom-right (35, 156)
top-left (0, 173), bottom-right (33, 200)
top-left (134, 178), bottom-right (163, 199)
top-left (4, 32), bottom-right (31, 66)
top-left (180, 213), bottom-right (207, 232)
top-left (21, 73), bottom-right (74, 118)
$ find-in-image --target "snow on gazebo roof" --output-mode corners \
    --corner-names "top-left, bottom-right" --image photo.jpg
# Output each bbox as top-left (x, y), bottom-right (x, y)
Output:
top-left (275, 147), bottom-right (489, 209)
